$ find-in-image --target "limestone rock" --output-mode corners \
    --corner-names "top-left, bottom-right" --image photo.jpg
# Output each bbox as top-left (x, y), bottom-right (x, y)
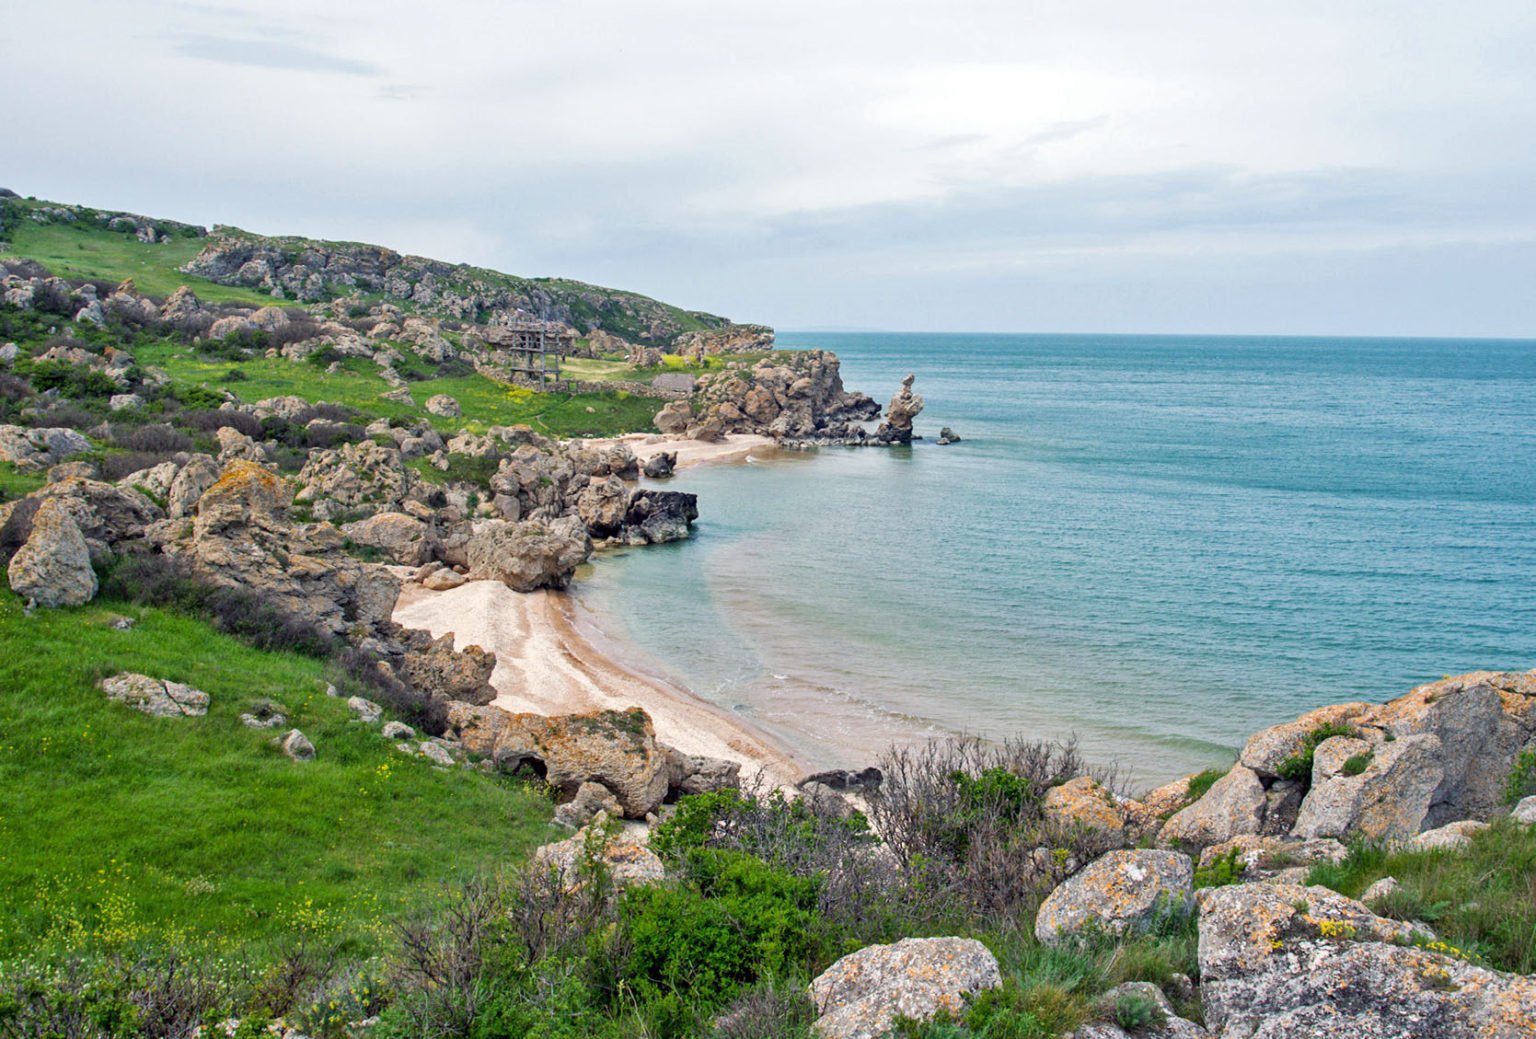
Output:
top-left (1512, 796), bottom-right (1536, 826)
top-left (1406, 819), bottom-right (1487, 852)
top-left (424, 394), bottom-right (460, 417)
top-left (809, 937), bottom-right (1001, 1039)
top-left (465, 516), bottom-right (592, 592)
top-left (1238, 702), bottom-right (1370, 780)
top-left (7, 497), bottom-right (96, 607)
top-left (31, 477), bottom-right (164, 562)
top-left (1159, 765), bottom-right (1267, 849)
top-left (1291, 734), bottom-right (1443, 841)
top-left (381, 721), bottom-right (416, 740)
top-left (874, 373), bottom-right (924, 444)
top-left (654, 400), bottom-right (693, 435)
top-left (576, 475), bottom-right (628, 538)
top-left (534, 815), bottom-right (665, 889)
top-left (294, 440), bottom-right (415, 520)
top-left (1360, 876), bottom-right (1400, 903)
top-left (1043, 776), bottom-right (1128, 838)
top-left (641, 451), bottom-right (676, 478)
top-left (423, 568), bottom-right (466, 591)
top-left (279, 729), bottom-right (315, 761)
top-left (398, 630), bottom-right (496, 706)
top-left (622, 489), bottom-right (698, 544)
top-left (340, 511), bottom-right (435, 566)
top-left (1198, 881), bottom-right (1536, 1039)
top-left (0, 425), bottom-right (94, 472)
top-left (419, 740), bottom-right (455, 766)
top-left (347, 695), bottom-right (383, 723)
top-left (100, 672), bottom-right (210, 717)
top-left (553, 780), bottom-right (623, 829)
top-left (167, 454), bottom-right (221, 518)
top-left (239, 701), bottom-right (287, 729)
top-left (1035, 850), bottom-right (1193, 945)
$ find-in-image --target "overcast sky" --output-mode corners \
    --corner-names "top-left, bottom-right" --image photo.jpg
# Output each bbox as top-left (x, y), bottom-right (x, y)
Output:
top-left (5, 1), bottom-right (1535, 336)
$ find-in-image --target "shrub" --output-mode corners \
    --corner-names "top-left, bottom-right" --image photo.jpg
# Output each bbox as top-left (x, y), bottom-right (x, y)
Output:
top-left (98, 451), bottom-right (182, 482)
top-left (710, 981), bottom-right (816, 1039)
top-left (177, 408), bottom-right (264, 439)
top-left (1194, 846), bottom-right (1243, 889)
top-left (1342, 752), bottom-right (1374, 777)
top-left (174, 385), bottom-right (226, 410)
top-left (1113, 989), bottom-right (1167, 1032)
top-left (1185, 767), bottom-right (1227, 802)
top-left (27, 360), bottom-right (118, 399)
top-left (1505, 749), bottom-right (1536, 805)
top-left (118, 423), bottom-right (192, 454)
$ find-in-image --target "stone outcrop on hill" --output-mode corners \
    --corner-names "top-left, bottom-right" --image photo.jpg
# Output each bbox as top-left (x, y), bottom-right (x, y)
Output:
top-left (673, 324), bottom-right (775, 357)
top-left (99, 672), bottom-right (210, 718)
top-left (8, 498), bottom-right (97, 607)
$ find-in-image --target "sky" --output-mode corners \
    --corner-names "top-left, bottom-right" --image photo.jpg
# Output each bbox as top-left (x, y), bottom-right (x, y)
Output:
top-left (4, 1), bottom-right (1535, 337)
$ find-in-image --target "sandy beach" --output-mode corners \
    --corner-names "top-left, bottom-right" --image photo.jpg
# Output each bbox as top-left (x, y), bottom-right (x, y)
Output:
top-left (584, 431), bottom-right (780, 470)
top-left (392, 434), bottom-right (807, 786)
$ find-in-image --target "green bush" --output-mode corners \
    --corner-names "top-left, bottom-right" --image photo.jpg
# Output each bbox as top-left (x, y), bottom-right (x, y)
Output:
top-left (1275, 722), bottom-right (1357, 782)
top-left (1505, 749), bottom-right (1536, 805)
top-left (1342, 752), bottom-right (1374, 777)
top-left (1184, 767), bottom-right (1228, 802)
top-left (1113, 989), bottom-right (1167, 1032)
top-left (1194, 846), bottom-right (1243, 889)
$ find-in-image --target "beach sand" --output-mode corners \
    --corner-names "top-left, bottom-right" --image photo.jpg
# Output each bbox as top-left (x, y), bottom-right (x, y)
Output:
top-left (585, 432), bottom-right (779, 470)
top-left (391, 435), bottom-right (806, 786)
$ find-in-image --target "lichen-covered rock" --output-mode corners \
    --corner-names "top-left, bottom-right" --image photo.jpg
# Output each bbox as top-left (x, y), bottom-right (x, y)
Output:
top-left (445, 703), bottom-right (670, 818)
top-left (1196, 835), bottom-right (1347, 883)
top-left (7, 497), bottom-right (96, 607)
top-left (1513, 796), bottom-right (1536, 826)
top-left (809, 937), bottom-right (1001, 1039)
top-left (1159, 766), bottom-right (1267, 850)
top-left (167, 454), bottom-right (221, 518)
top-left (1198, 881), bottom-right (1536, 1039)
top-left (465, 516), bottom-right (592, 591)
top-left (294, 440), bottom-right (416, 520)
top-left (1239, 702), bottom-right (1371, 780)
top-left (1035, 850), bottom-right (1193, 946)
top-left (1066, 982), bottom-right (1210, 1038)
top-left (1043, 776), bottom-right (1128, 838)
top-left (534, 815), bottom-right (665, 889)
top-left (30, 477), bottom-right (164, 561)
top-left (424, 394), bottom-right (460, 417)
top-left (279, 729), bottom-right (315, 761)
top-left (340, 511), bottom-right (436, 566)
top-left (0, 425), bottom-right (93, 472)
top-left (1406, 819), bottom-right (1488, 851)
top-left (347, 695), bottom-right (382, 723)
top-left (100, 672), bottom-right (209, 717)
top-left (1291, 734), bottom-right (1443, 841)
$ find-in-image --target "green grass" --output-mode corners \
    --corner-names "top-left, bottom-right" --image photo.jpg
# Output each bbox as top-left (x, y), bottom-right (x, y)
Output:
top-left (0, 577), bottom-right (557, 964)
top-left (0, 463), bottom-right (46, 503)
top-left (133, 341), bottom-right (661, 438)
top-left (1, 218), bottom-right (275, 306)
top-left (1305, 819), bottom-right (1536, 973)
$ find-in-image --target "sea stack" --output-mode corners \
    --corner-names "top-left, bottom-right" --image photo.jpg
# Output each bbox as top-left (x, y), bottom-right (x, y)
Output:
top-left (876, 373), bottom-right (925, 444)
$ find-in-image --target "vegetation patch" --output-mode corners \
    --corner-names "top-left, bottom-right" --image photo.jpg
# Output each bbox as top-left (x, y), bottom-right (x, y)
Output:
top-left (1275, 722), bottom-right (1357, 782)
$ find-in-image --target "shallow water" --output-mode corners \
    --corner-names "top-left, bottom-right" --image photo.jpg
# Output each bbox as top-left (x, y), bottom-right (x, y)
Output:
top-left (575, 332), bottom-right (1536, 785)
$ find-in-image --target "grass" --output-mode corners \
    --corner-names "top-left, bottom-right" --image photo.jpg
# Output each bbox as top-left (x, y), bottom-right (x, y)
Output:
top-left (133, 341), bottom-right (661, 438)
top-left (0, 462), bottom-right (46, 503)
top-left (1305, 819), bottom-right (1536, 973)
top-left (0, 575), bottom-right (557, 965)
top-left (1, 217), bottom-right (275, 306)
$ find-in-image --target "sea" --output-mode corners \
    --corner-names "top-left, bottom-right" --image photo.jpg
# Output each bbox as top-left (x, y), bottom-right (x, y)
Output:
top-left (574, 332), bottom-right (1536, 787)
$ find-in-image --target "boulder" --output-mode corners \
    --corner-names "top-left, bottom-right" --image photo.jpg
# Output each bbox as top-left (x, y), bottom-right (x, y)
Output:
top-left (279, 729), bottom-right (316, 761)
top-left (340, 511), bottom-right (436, 566)
top-left (534, 815), bottom-right (665, 889)
top-left (398, 630), bottom-right (497, 706)
top-left (1198, 881), bottom-right (1536, 1039)
top-left (381, 720), bottom-right (416, 740)
top-left (1291, 734), bottom-right (1443, 841)
top-left (108, 393), bottom-right (143, 412)
top-left (100, 672), bottom-right (210, 717)
top-left (348, 695), bottom-right (383, 723)
top-left (30, 478), bottom-right (164, 561)
top-left (294, 440), bottom-right (415, 520)
top-left (167, 454), bottom-right (221, 517)
top-left (553, 780), bottom-right (624, 829)
top-left (0, 425), bottom-right (94, 472)
top-left (654, 400), bottom-right (693, 435)
top-left (622, 489), bottom-right (698, 544)
top-left (465, 516), bottom-right (592, 592)
top-left (1513, 796), bottom-right (1536, 826)
top-left (874, 373), bottom-right (924, 444)
top-left (809, 937), bottom-right (1001, 1039)
top-left (7, 497), bottom-right (97, 607)
top-left (423, 568), bottom-right (467, 591)
top-left (240, 701), bottom-right (287, 729)
top-left (642, 451), bottom-right (677, 478)
top-left (662, 746), bottom-right (744, 798)
top-left (1239, 702), bottom-right (1370, 780)
top-left (1043, 776), bottom-right (1128, 838)
top-left (424, 394), bottom-right (460, 417)
top-left (1159, 765), bottom-right (1267, 849)
top-left (576, 475), bottom-right (628, 538)
top-left (1360, 876), bottom-right (1400, 903)
top-left (1035, 850), bottom-right (1194, 945)
top-left (1405, 819), bottom-right (1488, 852)
top-left (445, 703), bottom-right (670, 818)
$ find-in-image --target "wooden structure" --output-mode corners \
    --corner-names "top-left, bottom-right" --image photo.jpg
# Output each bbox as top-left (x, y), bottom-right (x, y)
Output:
top-left (480, 319), bottom-right (577, 390)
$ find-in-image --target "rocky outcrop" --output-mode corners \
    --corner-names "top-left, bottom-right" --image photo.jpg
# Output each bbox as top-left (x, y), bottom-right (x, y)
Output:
top-left (7, 498), bottom-right (97, 607)
top-left (30, 478), bottom-right (164, 562)
top-left (0, 426), bottom-right (93, 472)
top-left (1159, 766), bottom-right (1268, 849)
top-left (641, 451), bottom-right (676, 478)
top-left (340, 512), bottom-right (436, 566)
top-left (1035, 850), bottom-right (1194, 946)
top-left (464, 516), bottom-right (592, 591)
top-left (294, 440), bottom-right (416, 521)
top-left (397, 630), bottom-right (496, 706)
top-left (1198, 881), bottom-right (1536, 1038)
top-left (674, 325), bottom-right (775, 357)
top-left (688, 349), bottom-right (879, 441)
top-left (445, 703), bottom-right (672, 818)
top-left (809, 937), bottom-right (1001, 1039)
top-left (1195, 835), bottom-right (1347, 884)
top-left (874, 374), bottom-right (925, 444)
top-left (621, 490), bottom-right (698, 545)
top-left (1291, 734), bottom-right (1443, 841)
top-left (100, 673), bottom-right (209, 717)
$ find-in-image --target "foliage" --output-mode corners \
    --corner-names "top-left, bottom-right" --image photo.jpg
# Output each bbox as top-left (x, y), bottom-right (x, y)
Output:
top-left (1275, 722), bottom-right (1357, 782)
top-left (1341, 752), bottom-right (1374, 777)
top-left (1193, 846), bottom-right (1244, 890)
top-left (1505, 749), bottom-right (1536, 805)
top-left (1113, 989), bottom-right (1167, 1032)
top-left (1184, 767), bottom-right (1227, 802)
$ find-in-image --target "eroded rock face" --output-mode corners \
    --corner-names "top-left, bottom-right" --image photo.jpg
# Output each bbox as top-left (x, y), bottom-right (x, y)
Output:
top-left (1291, 734), bottom-right (1443, 841)
top-left (1035, 850), bottom-right (1194, 946)
top-left (874, 373), bottom-right (925, 444)
top-left (1159, 766), bottom-right (1267, 850)
top-left (398, 630), bottom-right (496, 706)
top-left (100, 672), bottom-right (209, 717)
top-left (622, 489), bottom-right (698, 544)
top-left (0, 425), bottom-right (93, 472)
top-left (464, 516), bottom-right (592, 591)
top-left (445, 703), bottom-right (671, 818)
top-left (689, 349), bottom-right (879, 441)
top-left (340, 511), bottom-right (436, 566)
top-left (294, 440), bottom-right (416, 521)
top-left (809, 937), bottom-right (1001, 1039)
top-left (7, 498), bottom-right (97, 607)
top-left (1198, 881), bottom-right (1536, 1039)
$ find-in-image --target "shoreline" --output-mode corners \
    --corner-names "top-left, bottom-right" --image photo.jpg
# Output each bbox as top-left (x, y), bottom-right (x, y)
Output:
top-left (392, 433), bottom-right (811, 787)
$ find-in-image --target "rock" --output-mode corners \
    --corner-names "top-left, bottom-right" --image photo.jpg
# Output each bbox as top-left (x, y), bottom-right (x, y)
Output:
top-left (1198, 881), bottom-right (1536, 1039)
top-left (1291, 734), bottom-right (1443, 841)
top-left (295, 441), bottom-right (415, 520)
top-left (381, 721), bottom-right (416, 740)
top-left (1238, 702), bottom-right (1371, 780)
top-left (51, 461), bottom-right (102, 483)
top-left (797, 767), bottom-right (883, 793)
top-left (465, 516), bottom-right (592, 592)
top-left (641, 451), bottom-right (676, 478)
top-left (1035, 849), bottom-right (1194, 945)
top-left (239, 701), bottom-right (287, 729)
top-left (622, 489), bottom-right (698, 544)
top-left (7, 498), bottom-right (97, 607)
top-left (553, 780), bottom-right (623, 829)
top-left (398, 631), bottom-right (496, 705)
top-left (808, 936), bottom-right (1001, 1039)
top-left (167, 454), bottom-right (220, 518)
top-left (339, 511), bottom-right (435, 566)
top-left (0, 425), bottom-right (94, 471)
top-left (1159, 765), bottom-right (1267, 850)
top-left (347, 695), bottom-right (383, 723)
top-left (874, 373), bottom-right (925, 444)
top-left (278, 729), bottom-right (315, 762)
top-left (534, 815), bottom-right (666, 889)
top-left (936, 426), bottom-right (962, 445)
top-left (445, 703), bottom-right (670, 818)
top-left (419, 740), bottom-right (455, 766)
top-left (576, 475), bottom-right (629, 538)
top-left (654, 400), bottom-right (694, 435)
top-left (424, 394), bottom-right (460, 417)
top-left (662, 746), bottom-right (744, 798)
top-left (1196, 834), bottom-right (1348, 882)
top-left (423, 568), bottom-right (467, 591)
top-left (108, 393), bottom-right (143, 412)
top-left (1406, 819), bottom-right (1488, 852)
top-left (1067, 982), bottom-right (1210, 1038)
top-left (1360, 876), bottom-right (1400, 903)
top-left (1513, 796), bottom-right (1536, 825)
top-left (602, 444), bottom-right (640, 480)
top-left (100, 672), bottom-right (210, 717)
top-left (1043, 776), bottom-right (1129, 838)
top-left (30, 477), bottom-right (164, 562)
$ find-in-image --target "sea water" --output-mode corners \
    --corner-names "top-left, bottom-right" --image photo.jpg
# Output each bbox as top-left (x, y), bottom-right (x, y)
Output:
top-left (575, 332), bottom-right (1536, 785)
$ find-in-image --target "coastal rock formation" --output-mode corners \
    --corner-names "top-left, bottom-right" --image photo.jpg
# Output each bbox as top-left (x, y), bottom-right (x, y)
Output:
top-left (340, 511), bottom-right (436, 567)
top-left (1158, 766), bottom-right (1268, 849)
top-left (397, 630), bottom-right (497, 706)
top-left (1291, 733), bottom-right (1443, 840)
top-left (1195, 835), bottom-right (1347, 884)
top-left (1198, 881), bottom-right (1536, 1038)
top-left (0, 425), bottom-right (94, 472)
top-left (809, 937), bottom-right (1001, 1039)
top-left (1043, 775), bottom-right (1130, 839)
top-left (7, 497), bottom-right (97, 607)
top-left (874, 373), bottom-right (925, 444)
top-left (294, 440), bottom-right (417, 521)
top-left (641, 451), bottom-right (676, 478)
top-left (445, 703), bottom-right (672, 818)
top-left (621, 489), bottom-right (698, 544)
top-left (464, 516), bottom-right (592, 591)
top-left (100, 672), bottom-right (209, 718)
top-left (688, 349), bottom-right (879, 442)
top-left (1035, 850), bottom-right (1193, 946)
top-left (674, 324), bottom-right (775, 358)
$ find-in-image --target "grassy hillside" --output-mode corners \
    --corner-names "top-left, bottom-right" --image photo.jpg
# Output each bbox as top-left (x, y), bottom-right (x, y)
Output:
top-left (0, 575), bottom-right (556, 964)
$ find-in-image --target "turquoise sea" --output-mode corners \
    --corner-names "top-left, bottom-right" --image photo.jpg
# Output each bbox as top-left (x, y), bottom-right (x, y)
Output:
top-left (575, 332), bottom-right (1536, 785)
